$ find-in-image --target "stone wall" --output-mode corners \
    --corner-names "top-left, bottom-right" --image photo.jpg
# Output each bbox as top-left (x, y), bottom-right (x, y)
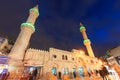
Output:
top-left (24, 47), bottom-right (100, 78)
top-left (24, 48), bottom-right (49, 66)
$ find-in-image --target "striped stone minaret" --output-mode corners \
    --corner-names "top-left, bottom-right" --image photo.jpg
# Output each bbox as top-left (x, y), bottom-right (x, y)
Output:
top-left (8, 5), bottom-right (39, 76)
top-left (79, 23), bottom-right (95, 57)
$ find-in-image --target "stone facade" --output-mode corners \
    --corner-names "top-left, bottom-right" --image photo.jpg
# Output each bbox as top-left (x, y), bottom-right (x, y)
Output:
top-left (24, 47), bottom-right (100, 78)
top-left (6, 5), bottom-right (101, 79)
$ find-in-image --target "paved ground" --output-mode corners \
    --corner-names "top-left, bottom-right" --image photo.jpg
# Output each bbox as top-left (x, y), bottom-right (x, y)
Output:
top-left (69, 76), bottom-right (102, 80)
top-left (39, 76), bottom-right (103, 80)
top-left (38, 74), bottom-right (120, 80)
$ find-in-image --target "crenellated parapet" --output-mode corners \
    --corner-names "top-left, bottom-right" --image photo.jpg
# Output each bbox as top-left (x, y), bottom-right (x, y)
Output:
top-left (24, 48), bottom-right (50, 66)
top-left (25, 48), bottom-right (49, 61)
top-left (27, 48), bottom-right (49, 54)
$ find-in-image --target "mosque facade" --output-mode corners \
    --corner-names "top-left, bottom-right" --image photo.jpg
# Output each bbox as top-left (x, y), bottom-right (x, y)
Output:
top-left (6, 5), bottom-right (101, 79)
top-left (23, 47), bottom-right (100, 79)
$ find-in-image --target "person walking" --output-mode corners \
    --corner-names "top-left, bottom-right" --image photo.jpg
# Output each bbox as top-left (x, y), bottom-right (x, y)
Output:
top-left (99, 65), bottom-right (109, 80)
top-left (58, 72), bottom-right (61, 79)
top-left (102, 66), bottom-right (109, 80)
top-left (99, 69), bottom-right (104, 80)
top-left (33, 68), bottom-right (38, 80)
top-left (73, 70), bottom-right (76, 78)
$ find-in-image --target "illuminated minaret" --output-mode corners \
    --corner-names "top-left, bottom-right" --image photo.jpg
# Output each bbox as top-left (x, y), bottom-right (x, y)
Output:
top-left (79, 23), bottom-right (95, 57)
top-left (8, 5), bottom-right (39, 72)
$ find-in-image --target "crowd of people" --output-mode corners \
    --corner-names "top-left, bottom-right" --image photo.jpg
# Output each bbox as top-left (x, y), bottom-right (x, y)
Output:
top-left (2, 65), bottom-right (118, 80)
top-left (19, 68), bottom-right (38, 80)
top-left (99, 65), bottom-right (109, 80)
top-left (0, 68), bottom-right (9, 80)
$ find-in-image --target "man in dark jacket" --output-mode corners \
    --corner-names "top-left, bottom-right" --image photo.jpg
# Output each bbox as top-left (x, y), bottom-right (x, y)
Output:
top-left (33, 68), bottom-right (38, 80)
top-left (99, 69), bottom-right (104, 80)
top-left (99, 65), bottom-right (109, 80)
top-left (102, 66), bottom-right (109, 80)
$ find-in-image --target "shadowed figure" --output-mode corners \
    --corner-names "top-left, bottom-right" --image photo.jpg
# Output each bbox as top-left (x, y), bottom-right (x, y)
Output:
top-left (58, 72), bottom-right (61, 79)
top-left (99, 65), bottom-right (109, 80)
top-left (33, 68), bottom-right (38, 80)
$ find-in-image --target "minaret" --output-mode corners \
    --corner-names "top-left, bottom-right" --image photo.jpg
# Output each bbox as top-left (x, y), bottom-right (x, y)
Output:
top-left (8, 5), bottom-right (39, 73)
top-left (79, 23), bottom-right (95, 57)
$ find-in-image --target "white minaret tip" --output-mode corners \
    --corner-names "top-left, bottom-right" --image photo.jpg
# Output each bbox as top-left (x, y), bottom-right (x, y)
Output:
top-left (31, 5), bottom-right (39, 16)
top-left (80, 22), bottom-right (83, 26)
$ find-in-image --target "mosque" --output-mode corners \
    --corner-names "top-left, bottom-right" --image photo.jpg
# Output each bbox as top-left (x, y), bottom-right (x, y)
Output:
top-left (6, 5), bottom-right (102, 79)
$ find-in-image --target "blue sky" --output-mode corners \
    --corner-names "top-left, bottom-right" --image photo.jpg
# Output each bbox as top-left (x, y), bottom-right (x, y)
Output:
top-left (0, 0), bottom-right (120, 57)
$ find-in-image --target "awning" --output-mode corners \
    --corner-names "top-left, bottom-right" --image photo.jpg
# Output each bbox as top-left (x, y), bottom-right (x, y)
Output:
top-left (0, 56), bottom-right (9, 64)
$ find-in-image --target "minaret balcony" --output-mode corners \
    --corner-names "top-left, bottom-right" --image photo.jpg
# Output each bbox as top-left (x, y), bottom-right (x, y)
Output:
top-left (83, 39), bottom-right (91, 45)
top-left (21, 22), bottom-right (35, 31)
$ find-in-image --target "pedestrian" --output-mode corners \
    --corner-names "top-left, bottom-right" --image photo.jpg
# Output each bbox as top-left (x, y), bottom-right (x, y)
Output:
top-left (95, 70), bottom-right (99, 76)
top-left (79, 71), bottom-right (84, 80)
top-left (102, 66), bottom-right (109, 80)
top-left (99, 69), bottom-right (104, 80)
top-left (58, 72), bottom-right (61, 79)
top-left (87, 68), bottom-right (92, 79)
top-left (73, 70), bottom-right (76, 78)
top-left (29, 72), bottom-right (33, 80)
top-left (88, 71), bottom-right (91, 78)
top-left (99, 65), bottom-right (109, 80)
top-left (33, 68), bottom-right (38, 80)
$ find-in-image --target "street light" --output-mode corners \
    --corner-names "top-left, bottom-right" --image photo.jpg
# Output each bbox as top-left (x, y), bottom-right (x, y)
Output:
top-left (79, 50), bottom-right (85, 55)
top-left (98, 60), bottom-right (103, 65)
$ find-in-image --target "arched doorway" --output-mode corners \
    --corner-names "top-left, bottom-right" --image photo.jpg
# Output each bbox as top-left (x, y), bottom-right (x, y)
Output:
top-left (51, 67), bottom-right (57, 76)
top-left (62, 67), bottom-right (69, 75)
top-left (78, 67), bottom-right (84, 77)
top-left (22, 66), bottom-right (41, 80)
top-left (72, 68), bottom-right (76, 78)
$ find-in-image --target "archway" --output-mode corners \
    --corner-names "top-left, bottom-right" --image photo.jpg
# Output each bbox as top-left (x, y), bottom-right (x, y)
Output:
top-left (78, 67), bottom-right (84, 77)
top-left (51, 67), bottom-right (57, 76)
top-left (72, 68), bottom-right (76, 78)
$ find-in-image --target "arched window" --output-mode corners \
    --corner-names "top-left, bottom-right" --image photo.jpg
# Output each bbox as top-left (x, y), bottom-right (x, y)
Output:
top-left (78, 67), bottom-right (84, 76)
top-left (62, 55), bottom-right (64, 60)
top-left (65, 55), bottom-right (68, 60)
top-left (53, 55), bottom-right (57, 58)
top-left (78, 57), bottom-right (83, 63)
top-left (72, 58), bottom-right (74, 61)
top-left (62, 68), bottom-right (65, 74)
top-left (62, 67), bottom-right (69, 74)
top-left (65, 68), bottom-right (69, 74)
top-left (91, 60), bottom-right (94, 63)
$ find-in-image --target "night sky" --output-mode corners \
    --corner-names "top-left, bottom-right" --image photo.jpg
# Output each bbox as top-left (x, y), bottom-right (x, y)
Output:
top-left (0, 0), bottom-right (120, 57)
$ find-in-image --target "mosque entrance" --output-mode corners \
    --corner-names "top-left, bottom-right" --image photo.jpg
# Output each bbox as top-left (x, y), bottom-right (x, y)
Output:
top-left (72, 68), bottom-right (76, 78)
top-left (52, 67), bottom-right (57, 76)
top-left (62, 67), bottom-right (69, 75)
top-left (78, 67), bottom-right (84, 77)
top-left (21, 66), bottom-right (42, 80)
